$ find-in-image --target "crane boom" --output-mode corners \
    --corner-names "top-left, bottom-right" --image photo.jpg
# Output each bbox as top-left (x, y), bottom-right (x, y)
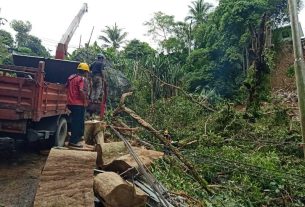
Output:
top-left (55, 3), bottom-right (88, 59)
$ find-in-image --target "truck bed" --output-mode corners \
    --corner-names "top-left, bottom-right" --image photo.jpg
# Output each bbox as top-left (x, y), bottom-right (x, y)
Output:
top-left (0, 62), bottom-right (69, 133)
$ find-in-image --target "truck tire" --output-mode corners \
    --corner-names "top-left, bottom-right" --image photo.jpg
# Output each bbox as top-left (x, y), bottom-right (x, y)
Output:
top-left (54, 117), bottom-right (67, 147)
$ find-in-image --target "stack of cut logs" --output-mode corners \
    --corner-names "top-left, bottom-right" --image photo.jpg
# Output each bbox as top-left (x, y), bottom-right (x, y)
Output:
top-left (85, 120), bottom-right (164, 207)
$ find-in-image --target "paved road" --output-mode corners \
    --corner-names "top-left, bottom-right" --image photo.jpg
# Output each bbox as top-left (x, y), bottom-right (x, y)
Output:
top-left (0, 148), bottom-right (48, 207)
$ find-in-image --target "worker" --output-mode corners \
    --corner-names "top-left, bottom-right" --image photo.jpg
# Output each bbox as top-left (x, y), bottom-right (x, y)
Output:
top-left (163, 128), bottom-right (172, 155)
top-left (66, 62), bottom-right (90, 148)
top-left (90, 53), bottom-right (106, 103)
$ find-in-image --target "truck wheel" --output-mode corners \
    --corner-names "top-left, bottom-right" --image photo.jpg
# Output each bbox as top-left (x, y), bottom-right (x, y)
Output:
top-left (54, 118), bottom-right (67, 147)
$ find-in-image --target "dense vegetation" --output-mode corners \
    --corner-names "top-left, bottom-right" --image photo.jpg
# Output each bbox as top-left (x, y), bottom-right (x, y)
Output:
top-left (1, 0), bottom-right (305, 206)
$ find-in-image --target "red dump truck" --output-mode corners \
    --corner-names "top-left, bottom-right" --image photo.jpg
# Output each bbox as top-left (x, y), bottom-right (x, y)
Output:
top-left (0, 54), bottom-right (79, 148)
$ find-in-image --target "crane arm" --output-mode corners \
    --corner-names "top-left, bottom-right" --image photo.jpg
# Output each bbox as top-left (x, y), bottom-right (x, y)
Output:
top-left (55, 3), bottom-right (88, 59)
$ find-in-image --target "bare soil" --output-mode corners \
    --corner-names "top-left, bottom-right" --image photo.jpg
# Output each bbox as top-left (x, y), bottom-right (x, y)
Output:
top-left (271, 41), bottom-right (305, 92)
top-left (0, 149), bottom-right (47, 207)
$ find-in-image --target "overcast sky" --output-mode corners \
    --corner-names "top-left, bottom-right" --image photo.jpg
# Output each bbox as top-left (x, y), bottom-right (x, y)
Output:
top-left (1, 0), bottom-right (305, 55)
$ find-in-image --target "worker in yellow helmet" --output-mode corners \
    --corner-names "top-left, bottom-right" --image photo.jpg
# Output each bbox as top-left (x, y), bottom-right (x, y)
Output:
top-left (66, 62), bottom-right (90, 148)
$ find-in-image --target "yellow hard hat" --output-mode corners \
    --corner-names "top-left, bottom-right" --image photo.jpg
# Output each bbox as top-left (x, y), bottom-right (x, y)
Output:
top-left (77, 62), bottom-right (90, 72)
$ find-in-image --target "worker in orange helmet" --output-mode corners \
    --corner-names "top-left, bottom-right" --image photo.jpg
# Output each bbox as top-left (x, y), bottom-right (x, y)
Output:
top-left (66, 62), bottom-right (90, 148)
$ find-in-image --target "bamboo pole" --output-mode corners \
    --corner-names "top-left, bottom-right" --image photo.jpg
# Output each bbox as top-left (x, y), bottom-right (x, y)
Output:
top-left (288, 0), bottom-right (305, 158)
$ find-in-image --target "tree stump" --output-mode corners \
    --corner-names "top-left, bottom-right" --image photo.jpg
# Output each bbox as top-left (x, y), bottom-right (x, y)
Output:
top-left (84, 120), bottom-right (106, 145)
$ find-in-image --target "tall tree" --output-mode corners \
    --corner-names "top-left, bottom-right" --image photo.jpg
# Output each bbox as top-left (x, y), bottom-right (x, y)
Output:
top-left (99, 23), bottom-right (127, 50)
top-left (144, 12), bottom-right (176, 49)
top-left (10, 20), bottom-right (32, 48)
top-left (10, 20), bottom-right (49, 57)
top-left (185, 0), bottom-right (292, 100)
top-left (185, 0), bottom-right (213, 26)
top-left (123, 39), bottom-right (156, 61)
top-left (144, 11), bottom-right (190, 57)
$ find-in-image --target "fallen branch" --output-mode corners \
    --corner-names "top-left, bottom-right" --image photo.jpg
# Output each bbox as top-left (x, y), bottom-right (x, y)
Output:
top-left (113, 92), bottom-right (213, 194)
top-left (178, 140), bottom-right (198, 150)
top-left (112, 92), bottom-right (133, 115)
top-left (108, 125), bottom-right (140, 132)
top-left (112, 118), bottom-right (155, 150)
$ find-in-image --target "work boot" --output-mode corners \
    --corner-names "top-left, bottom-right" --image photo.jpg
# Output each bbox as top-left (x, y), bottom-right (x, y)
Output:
top-left (68, 142), bottom-right (83, 148)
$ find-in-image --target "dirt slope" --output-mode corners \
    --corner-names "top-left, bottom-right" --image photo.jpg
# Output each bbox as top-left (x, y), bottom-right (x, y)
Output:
top-left (271, 41), bottom-right (305, 92)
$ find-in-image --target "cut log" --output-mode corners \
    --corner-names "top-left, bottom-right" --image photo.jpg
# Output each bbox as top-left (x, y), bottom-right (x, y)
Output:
top-left (93, 172), bottom-right (147, 207)
top-left (96, 144), bottom-right (104, 169)
top-left (101, 141), bottom-right (127, 161)
top-left (102, 148), bottom-right (163, 178)
top-left (34, 148), bottom-right (96, 207)
top-left (95, 131), bottom-right (105, 144)
top-left (84, 120), bottom-right (106, 145)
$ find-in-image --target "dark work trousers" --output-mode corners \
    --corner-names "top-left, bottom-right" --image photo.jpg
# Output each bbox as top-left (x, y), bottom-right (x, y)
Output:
top-left (68, 105), bottom-right (85, 144)
top-left (90, 75), bottom-right (103, 101)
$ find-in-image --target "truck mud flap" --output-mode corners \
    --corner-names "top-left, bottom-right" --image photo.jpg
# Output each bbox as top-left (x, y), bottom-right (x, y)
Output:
top-left (27, 129), bottom-right (53, 142)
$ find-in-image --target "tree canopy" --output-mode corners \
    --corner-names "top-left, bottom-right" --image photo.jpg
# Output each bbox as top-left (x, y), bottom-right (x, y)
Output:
top-left (10, 20), bottom-right (50, 57)
top-left (99, 23), bottom-right (128, 50)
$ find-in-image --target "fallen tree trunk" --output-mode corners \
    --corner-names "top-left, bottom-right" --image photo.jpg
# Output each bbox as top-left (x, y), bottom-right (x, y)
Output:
top-left (93, 172), bottom-right (147, 207)
top-left (113, 92), bottom-right (213, 194)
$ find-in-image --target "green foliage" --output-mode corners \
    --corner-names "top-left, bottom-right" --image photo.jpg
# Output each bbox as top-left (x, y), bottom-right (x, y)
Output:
top-left (99, 23), bottom-right (128, 49)
top-left (0, 30), bottom-right (13, 64)
top-left (10, 20), bottom-right (32, 34)
top-left (264, 48), bottom-right (276, 71)
top-left (144, 12), bottom-right (176, 44)
top-left (10, 20), bottom-right (50, 57)
top-left (185, 0), bottom-right (213, 26)
top-left (184, 0), bottom-right (291, 100)
top-left (20, 35), bottom-right (49, 57)
top-left (135, 95), bottom-right (305, 206)
top-left (123, 39), bottom-right (156, 61)
top-left (69, 42), bottom-right (103, 63)
top-left (286, 64), bottom-right (295, 78)
top-left (0, 30), bottom-right (13, 48)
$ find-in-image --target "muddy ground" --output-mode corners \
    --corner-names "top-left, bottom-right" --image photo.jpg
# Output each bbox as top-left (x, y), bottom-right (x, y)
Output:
top-left (0, 147), bottom-right (48, 207)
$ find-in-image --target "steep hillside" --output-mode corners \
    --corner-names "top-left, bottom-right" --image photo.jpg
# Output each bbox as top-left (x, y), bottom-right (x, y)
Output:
top-left (271, 40), bottom-right (305, 92)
